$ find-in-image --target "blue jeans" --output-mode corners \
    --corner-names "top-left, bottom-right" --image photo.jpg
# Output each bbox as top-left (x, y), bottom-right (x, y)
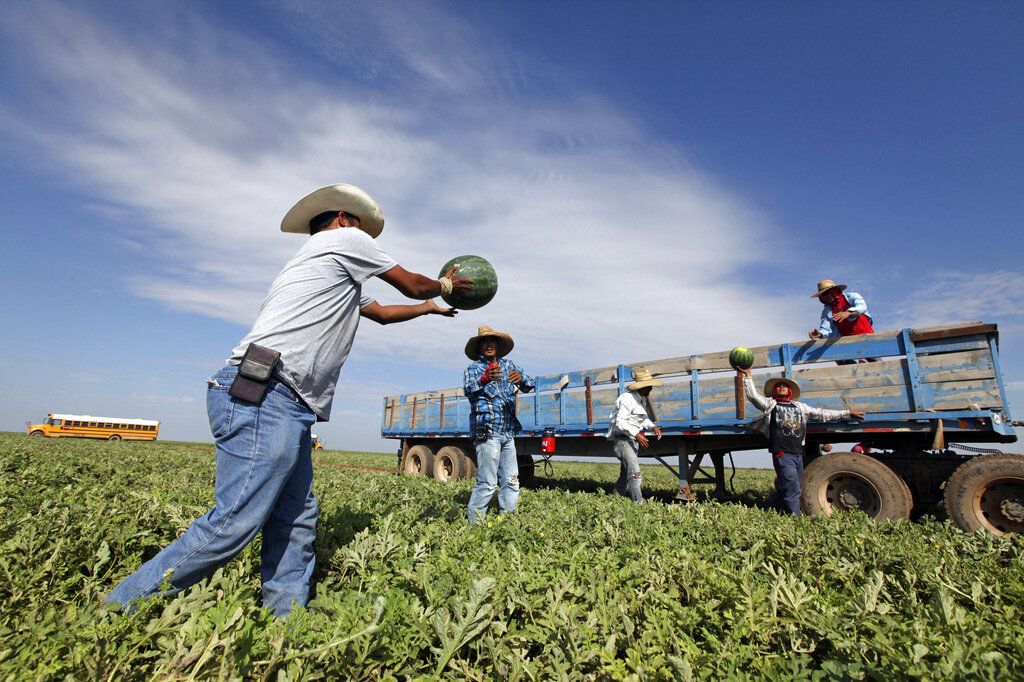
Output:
top-left (612, 438), bottom-right (643, 502)
top-left (105, 365), bottom-right (318, 617)
top-left (771, 451), bottom-right (804, 516)
top-left (467, 434), bottom-right (519, 523)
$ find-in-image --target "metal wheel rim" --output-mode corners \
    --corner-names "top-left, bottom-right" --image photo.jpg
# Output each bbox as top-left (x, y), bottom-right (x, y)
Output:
top-left (410, 454), bottom-right (425, 474)
top-left (823, 473), bottom-right (882, 517)
top-left (436, 455), bottom-right (454, 481)
top-left (970, 476), bottom-right (1024, 535)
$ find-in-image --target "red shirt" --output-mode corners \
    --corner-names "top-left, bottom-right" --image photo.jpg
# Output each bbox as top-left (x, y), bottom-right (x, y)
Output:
top-left (832, 294), bottom-right (874, 336)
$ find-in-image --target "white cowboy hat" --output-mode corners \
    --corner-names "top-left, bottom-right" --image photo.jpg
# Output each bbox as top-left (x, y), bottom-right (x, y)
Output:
top-left (812, 279), bottom-right (847, 298)
top-left (764, 377), bottom-right (801, 400)
top-left (627, 367), bottom-right (664, 391)
top-left (281, 183), bottom-right (385, 238)
top-left (465, 326), bottom-right (515, 360)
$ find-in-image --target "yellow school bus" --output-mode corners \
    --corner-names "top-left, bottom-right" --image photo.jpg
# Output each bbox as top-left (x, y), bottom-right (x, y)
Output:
top-left (27, 413), bottom-right (160, 442)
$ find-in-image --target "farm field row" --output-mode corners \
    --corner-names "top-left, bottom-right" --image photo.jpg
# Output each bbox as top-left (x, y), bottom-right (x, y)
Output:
top-left (2, 433), bottom-right (1022, 680)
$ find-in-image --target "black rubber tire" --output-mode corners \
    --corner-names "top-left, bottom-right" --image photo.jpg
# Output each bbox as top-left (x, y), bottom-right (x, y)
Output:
top-left (517, 455), bottom-right (536, 484)
top-left (29, 431), bottom-right (45, 437)
top-left (402, 444), bottom-right (435, 477)
top-left (433, 446), bottom-right (466, 482)
top-left (801, 452), bottom-right (913, 521)
top-left (108, 434), bottom-right (122, 442)
top-left (944, 453), bottom-right (1024, 536)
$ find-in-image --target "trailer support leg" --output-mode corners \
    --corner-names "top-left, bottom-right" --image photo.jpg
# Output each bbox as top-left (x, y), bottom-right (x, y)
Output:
top-left (710, 452), bottom-right (727, 500)
top-left (676, 441), bottom-right (694, 501)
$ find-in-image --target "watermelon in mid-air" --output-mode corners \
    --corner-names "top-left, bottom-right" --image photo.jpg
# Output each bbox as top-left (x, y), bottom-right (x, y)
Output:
top-left (438, 255), bottom-right (497, 310)
top-left (729, 346), bottom-right (755, 370)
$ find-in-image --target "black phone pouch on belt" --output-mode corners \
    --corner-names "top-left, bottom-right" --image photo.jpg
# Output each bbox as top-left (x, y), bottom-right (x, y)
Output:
top-left (229, 343), bottom-right (282, 404)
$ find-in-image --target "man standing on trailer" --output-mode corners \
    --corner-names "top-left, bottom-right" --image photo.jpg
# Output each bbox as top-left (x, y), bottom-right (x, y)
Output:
top-left (809, 279), bottom-right (875, 341)
top-left (105, 183), bottom-right (471, 618)
top-left (809, 279), bottom-right (876, 365)
top-left (464, 326), bottom-right (535, 524)
top-left (605, 367), bottom-right (665, 503)
top-left (736, 367), bottom-right (865, 515)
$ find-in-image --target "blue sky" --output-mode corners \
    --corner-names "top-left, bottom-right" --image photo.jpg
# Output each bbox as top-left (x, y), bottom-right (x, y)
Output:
top-left (1, 0), bottom-right (1022, 463)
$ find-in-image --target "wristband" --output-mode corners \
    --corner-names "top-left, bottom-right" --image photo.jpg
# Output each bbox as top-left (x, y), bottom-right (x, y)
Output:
top-left (438, 277), bottom-right (453, 296)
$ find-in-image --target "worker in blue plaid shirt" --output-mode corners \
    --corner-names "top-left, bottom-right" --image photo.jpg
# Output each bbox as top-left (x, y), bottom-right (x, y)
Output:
top-left (463, 325), bottom-right (534, 523)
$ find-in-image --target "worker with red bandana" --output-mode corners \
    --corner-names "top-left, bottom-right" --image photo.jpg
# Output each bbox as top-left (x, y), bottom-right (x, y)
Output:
top-left (809, 279), bottom-right (874, 340)
top-left (736, 367), bottom-right (865, 515)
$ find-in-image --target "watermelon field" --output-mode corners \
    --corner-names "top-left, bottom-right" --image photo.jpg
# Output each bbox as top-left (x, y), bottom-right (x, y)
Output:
top-left (2, 432), bottom-right (1023, 680)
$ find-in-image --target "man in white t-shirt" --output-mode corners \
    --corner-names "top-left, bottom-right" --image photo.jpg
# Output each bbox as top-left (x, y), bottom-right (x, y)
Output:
top-left (106, 184), bottom-right (471, 617)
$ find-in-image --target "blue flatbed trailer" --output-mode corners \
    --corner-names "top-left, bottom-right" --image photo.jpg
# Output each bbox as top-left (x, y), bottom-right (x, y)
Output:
top-left (382, 322), bottom-right (1023, 534)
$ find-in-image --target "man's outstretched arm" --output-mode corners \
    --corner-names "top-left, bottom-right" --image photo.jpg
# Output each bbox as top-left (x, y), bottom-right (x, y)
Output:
top-left (377, 264), bottom-right (472, 300)
top-left (360, 299), bottom-right (456, 325)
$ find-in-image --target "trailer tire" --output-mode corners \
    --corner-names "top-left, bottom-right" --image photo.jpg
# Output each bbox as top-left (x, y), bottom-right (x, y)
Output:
top-left (801, 452), bottom-right (912, 521)
top-left (517, 455), bottom-right (536, 484)
top-left (402, 444), bottom-right (435, 477)
top-left (433, 446), bottom-right (466, 482)
top-left (944, 453), bottom-right (1024, 536)
top-left (455, 445), bottom-right (476, 481)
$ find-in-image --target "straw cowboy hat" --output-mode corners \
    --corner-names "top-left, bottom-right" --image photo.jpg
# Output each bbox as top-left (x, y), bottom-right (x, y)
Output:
top-left (465, 326), bottom-right (515, 360)
top-left (764, 377), bottom-right (801, 401)
top-left (811, 279), bottom-right (847, 298)
top-left (281, 183), bottom-right (385, 238)
top-left (627, 367), bottom-right (664, 391)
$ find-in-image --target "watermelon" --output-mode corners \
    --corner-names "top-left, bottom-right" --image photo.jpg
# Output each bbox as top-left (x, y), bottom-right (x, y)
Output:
top-left (438, 255), bottom-right (497, 310)
top-left (729, 346), bottom-right (755, 370)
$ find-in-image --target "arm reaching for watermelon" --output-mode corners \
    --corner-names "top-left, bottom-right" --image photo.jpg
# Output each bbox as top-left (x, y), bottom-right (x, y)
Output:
top-left (377, 263), bottom-right (473, 300)
top-left (360, 299), bottom-right (457, 325)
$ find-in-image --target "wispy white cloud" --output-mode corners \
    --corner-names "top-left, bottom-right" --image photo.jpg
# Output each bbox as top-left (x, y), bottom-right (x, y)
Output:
top-left (892, 270), bottom-right (1024, 329)
top-left (2, 0), bottom-right (802, 360)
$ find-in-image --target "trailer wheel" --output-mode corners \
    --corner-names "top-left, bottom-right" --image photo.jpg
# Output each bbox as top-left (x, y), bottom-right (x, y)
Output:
top-left (433, 446), bottom-right (467, 482)
top-left (517, 455), bottom-right (536, 484)
top-left (402, 444), bottom-right (435, 477)
top-left (454, 445), bottom-right (476, 481)
top-left (801, 452), bottom-right (912, 521)
top-left (944, 453), bottom-right (1024, 536)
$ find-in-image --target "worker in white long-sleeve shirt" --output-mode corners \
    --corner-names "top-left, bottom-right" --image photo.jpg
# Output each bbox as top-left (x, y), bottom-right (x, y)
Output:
top-left (605, 367), bottom-right (663, 502)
